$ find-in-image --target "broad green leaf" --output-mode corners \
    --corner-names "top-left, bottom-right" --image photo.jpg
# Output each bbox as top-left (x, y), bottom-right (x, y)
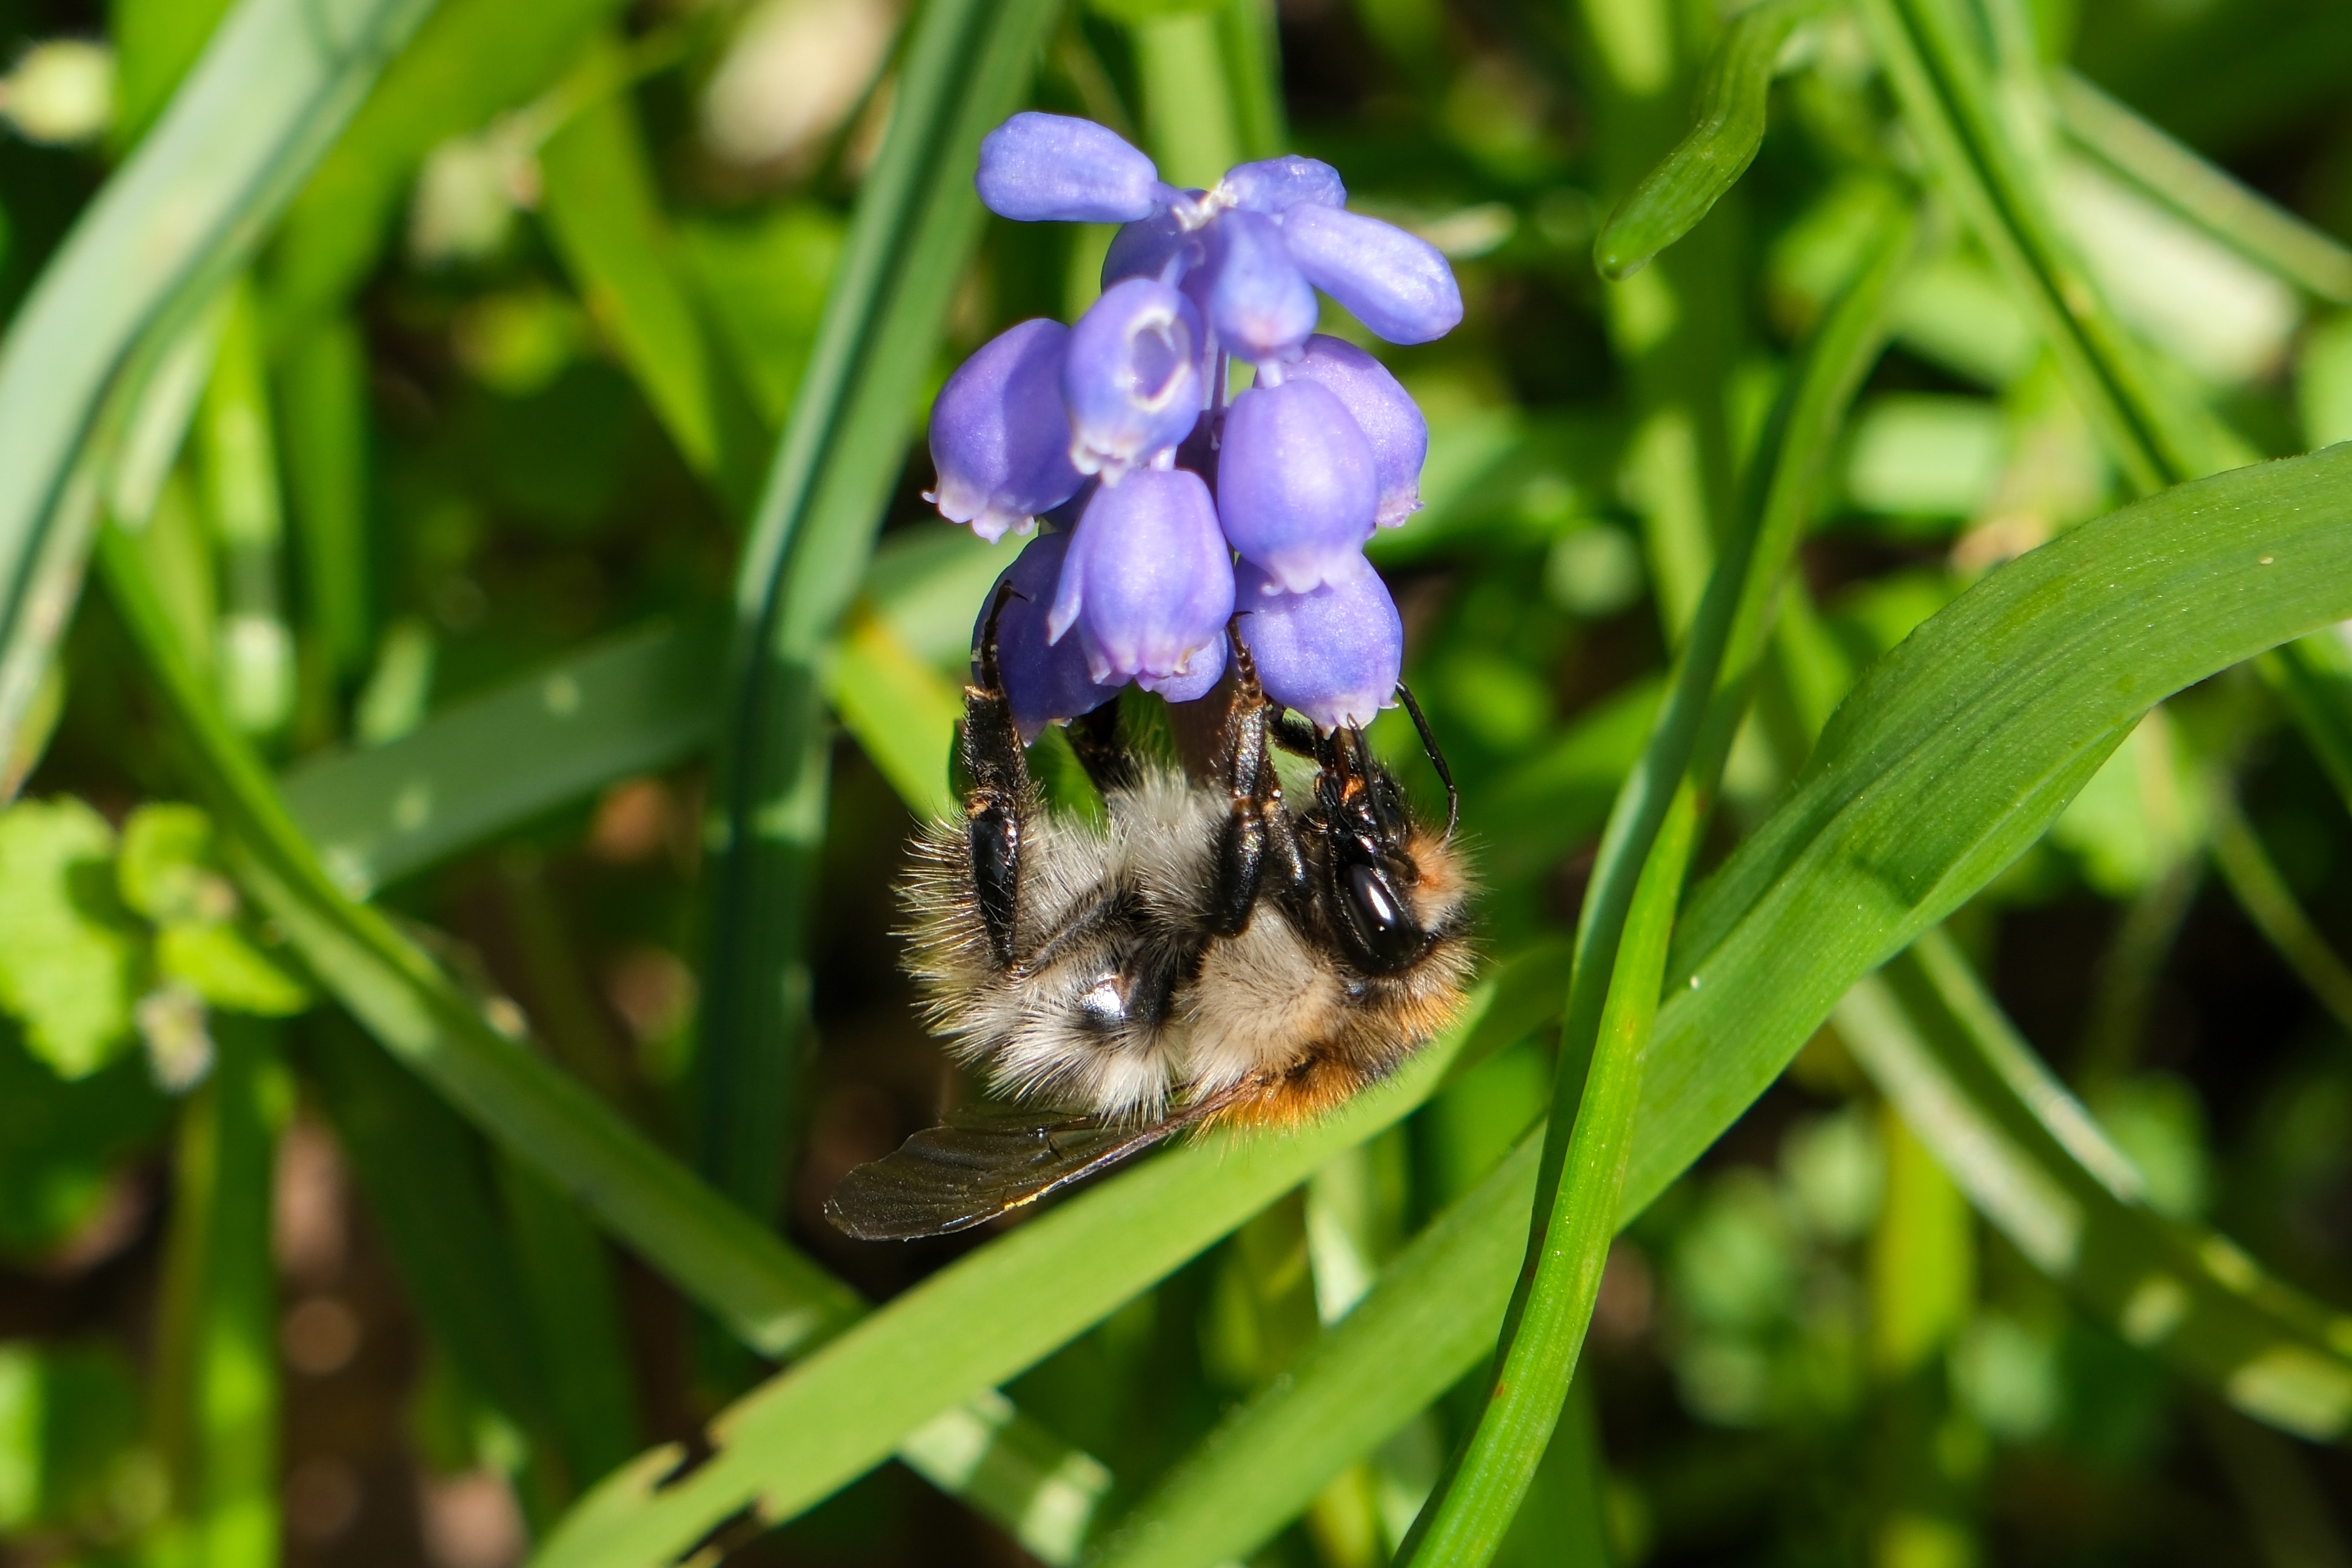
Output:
top-left (1625, 443), bottom-right (2352, 1227)
top-left (1592, 0), bottom-right (1827, 281)
top-left (699, 0), bottom-right (1061, 1227)
top-left (1846, 935), bottom-right (2352, 1441)
top-left (0, 0), bottom-right (440, 784)
top-left (0, 799), bottom-right (139, 1078)
top-left (266, 0), bottom-right (629, 324)
top-left (278, 619), bottom-right (724, 898)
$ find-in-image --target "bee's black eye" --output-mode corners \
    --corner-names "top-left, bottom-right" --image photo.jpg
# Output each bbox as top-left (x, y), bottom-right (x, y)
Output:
top-left (1343, 862), bottom-right (1425, 972)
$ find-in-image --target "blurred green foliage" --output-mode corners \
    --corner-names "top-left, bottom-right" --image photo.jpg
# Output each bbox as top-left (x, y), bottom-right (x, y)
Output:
top-left (0, 0), bottom-right (2346, 1564)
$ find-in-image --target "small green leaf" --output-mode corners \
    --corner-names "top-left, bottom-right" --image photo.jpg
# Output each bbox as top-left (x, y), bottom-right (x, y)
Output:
top-left (0, 799), bottom-right (140, 1078)
top-left (118, 802), bottom-right (235, 924)
top-left (155, 922), bottom-right (307, 1018)
top-left (1592, 0), bottom-right (1828, 281)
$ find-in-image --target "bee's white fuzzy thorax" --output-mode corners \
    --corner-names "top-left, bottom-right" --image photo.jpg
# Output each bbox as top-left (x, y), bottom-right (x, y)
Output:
top-left (901, 763), bottom-right (1474, 1126)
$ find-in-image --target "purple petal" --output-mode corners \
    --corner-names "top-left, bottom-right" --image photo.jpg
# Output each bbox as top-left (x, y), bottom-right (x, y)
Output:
top-left (1063, 278), bottom-right (1204, 480)
top-left (1278, 204), bottom-right (1463, 345)
top-left (1215, 378), bottom-right (1378, 593)
top-left (1204, 210), bottom-right (1318, 365)
top-left (1235, 556), bottom-right (1402, 732)
top-left (1102, 198), bottom-right (1209, 289)
top-left (977, 113), bottom-right (1163, 224)
top-left (927, 319), bottom-right (1083, 542)
top-left (975, 530), bottom-right (1124, 742)
top-left (1220, 156), bottom-right (1346, 215)
top-left (1281, 335), bottom-right (1427, 527)
top-left (1047, 467), bottom-right (1235, 689)
top-left (1144, 636), bottom-right (1228, 701)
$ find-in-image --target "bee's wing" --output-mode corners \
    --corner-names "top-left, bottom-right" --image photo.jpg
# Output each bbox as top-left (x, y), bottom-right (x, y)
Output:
top-left (826, 1082), bottom-right (1262, 1242)
top-left (823, 1110), bottom-right (1178, 1241)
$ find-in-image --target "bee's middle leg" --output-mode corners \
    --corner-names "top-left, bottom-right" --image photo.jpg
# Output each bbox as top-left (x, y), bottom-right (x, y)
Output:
top-left (1210, 627), bottom-right (1304, 937)
top-left (964, 584), bottom-right (1033, 971)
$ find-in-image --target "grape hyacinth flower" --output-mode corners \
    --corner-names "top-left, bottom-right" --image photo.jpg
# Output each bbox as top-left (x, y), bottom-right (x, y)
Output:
top-left (927, 319), bottom-right (1083, 542)
top-left (927, 111), bottom-right (1465, 735)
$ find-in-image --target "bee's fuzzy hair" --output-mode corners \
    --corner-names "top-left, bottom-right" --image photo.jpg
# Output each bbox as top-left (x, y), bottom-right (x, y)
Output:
top-left (900, 764), bottom-right (1477, 1128)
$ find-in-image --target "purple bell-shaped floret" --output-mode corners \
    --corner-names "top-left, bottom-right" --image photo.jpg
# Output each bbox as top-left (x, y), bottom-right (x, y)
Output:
top-left (1277, 204), bottom-right (1463, 345)
top-left (1217, 377), bottom-right (1378, 593)
top-left (977, 530), bottom-right (1124, 741)
top-left (1220, 156), bottom-right (1346, 215)
top-left (1048, 467), bottom-right (1235, 693)
top-left (1063, 278), bottom-right (1205, 480)
top-left (977, 112), bottom-right (1165, 224)
top-left (1204, 210), bottom-right (1318, 365)
top-left (1235, 557), bottom-right (1402, 732)
top-left (926, 318), bottom-right (1084, 542)
top-left (1281, 335), bottom-right (1426, 527)
top-left (1102, 198), bottom-right (1209, 289)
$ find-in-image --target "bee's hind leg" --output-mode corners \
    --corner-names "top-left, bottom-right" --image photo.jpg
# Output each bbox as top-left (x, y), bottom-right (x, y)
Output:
top-left (1209, 626), bottom-right (1306, 936)
top-left (964, 582), bottom-right (1034, 971)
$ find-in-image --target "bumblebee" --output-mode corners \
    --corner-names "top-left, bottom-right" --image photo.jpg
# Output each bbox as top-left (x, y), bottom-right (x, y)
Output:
top-left (825, 592), bottom-right (1474, 1241)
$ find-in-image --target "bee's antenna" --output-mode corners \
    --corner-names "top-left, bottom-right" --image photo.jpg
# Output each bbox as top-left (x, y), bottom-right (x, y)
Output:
top-left (1394, 681), bottom-right (1458, 838)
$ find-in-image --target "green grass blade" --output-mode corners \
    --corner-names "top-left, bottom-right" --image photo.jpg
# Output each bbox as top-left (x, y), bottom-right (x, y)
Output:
top-left (2203, 775), bottom-right (2352, 1036)
top-left (267, 0), bottom-right (630, 324)
top-left (2055, 70), bottom-right (2352, 305)
top-left (1592, 0), bottom-right (1829, 281)
top-left (1856, 0), bottom-right (2214, 490)
top-left (698, 0), bottom-right (1061, 1223)
top-left (1403, 788), bottom-right (1696, 1564)
top-left (304, 1015), bottom-right (557, 1445)
top-left (1095, 1131), bottom-right (1543, 1568)
top-left (497, 1152), bottom-right (643, 1490)
top-left (0, 0), bottom-right (439, 781)
top-left (2259, 636), bottom-right (2352, 806)
top-left (1848, 935), bottom-right (2352, 1441)
top-left (537, 36), bottom-right (767, 509)
top-left (274, 313), bottom-right (373, 681)
top-left (1623, 443), bottom-right (2352, 1226)
top-left (827, 607), bottom-right (963, 822)
top-left (526, 960), bottom-right (1552, 1568)
top-left (277, 619), bottom-right (725, 897)
top-left (1397, 202), bottom-right (1911, 1561)
top-left (147, 1021), bottom-right (282, 1564)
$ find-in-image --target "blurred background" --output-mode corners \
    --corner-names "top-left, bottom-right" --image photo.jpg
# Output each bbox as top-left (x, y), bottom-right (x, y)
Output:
top-left (1, 0), bottom-right (2351, 1564)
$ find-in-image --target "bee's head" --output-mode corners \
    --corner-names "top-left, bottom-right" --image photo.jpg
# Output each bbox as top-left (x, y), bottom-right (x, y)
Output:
top-left (1306, 724), bottom-right (1464, 976)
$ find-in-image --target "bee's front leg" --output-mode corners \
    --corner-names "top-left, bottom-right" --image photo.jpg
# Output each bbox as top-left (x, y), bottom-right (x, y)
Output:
top-left (964, 584), bottom-right (1033, 971)
top-left (1209, 628), bottom-right (1305, 937)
